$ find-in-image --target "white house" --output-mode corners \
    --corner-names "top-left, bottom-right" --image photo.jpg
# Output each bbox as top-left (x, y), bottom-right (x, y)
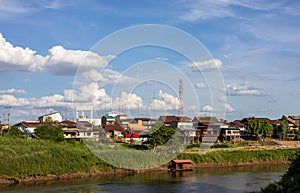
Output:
top-left (15, 121), bottom-right (41, 136)
top-left (38, 112), bottom-right (63, 123)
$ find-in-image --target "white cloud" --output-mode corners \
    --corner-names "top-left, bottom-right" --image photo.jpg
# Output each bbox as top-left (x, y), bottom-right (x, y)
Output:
top-left (150, 90), bottom-right (179, 111)
top-left (202, 105), bottom-right (214, 112)
top-left (0, 88), bottom-right (26, 95)
top-left (223, 53), bottom-right (232, 59)
top-left (0, 93), bottom-right (65, 108)
top-left (154, 57), bottom-right (168, 61)
top-left (187, 59), bottom-right (222, 72)
top-left (225, 104), bottom-right (234, 112)
top-left (0, 1), bottom-right (74, 20)
top-left (227, 82), bottom-right (268, 96)
top-left (0, 33), bottom-right (113, 75)
top-left (195, 82), bottom-right (206, 89)
top-left (113, 92), bottom-right (143, 110)
top-left (66, 82), bottom-right (109, 103)
top-left (179, 0), bottom-right (286, 21)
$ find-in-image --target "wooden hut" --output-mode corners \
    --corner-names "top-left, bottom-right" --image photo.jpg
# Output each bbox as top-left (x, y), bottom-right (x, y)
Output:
top-left (169, 160), bottom-right (193, 171)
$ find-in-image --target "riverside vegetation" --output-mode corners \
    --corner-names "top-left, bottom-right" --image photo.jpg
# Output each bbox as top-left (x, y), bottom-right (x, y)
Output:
top-left (1, 135), bottom-right (300, 182)
top-left (252, 152), bottom-right (300, 193)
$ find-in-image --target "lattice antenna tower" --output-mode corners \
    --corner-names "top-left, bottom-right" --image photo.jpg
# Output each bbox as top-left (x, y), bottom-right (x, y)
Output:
top-left (179, 79), bottom-right (184, 116)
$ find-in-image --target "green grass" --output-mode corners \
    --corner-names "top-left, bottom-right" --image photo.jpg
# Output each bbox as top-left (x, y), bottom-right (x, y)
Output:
top-left (178, 148), bottom-right (300, 164)
top-left (0, 137), bottom-right (112, 179)
top-left (1, 137), bottom-right (300, 180)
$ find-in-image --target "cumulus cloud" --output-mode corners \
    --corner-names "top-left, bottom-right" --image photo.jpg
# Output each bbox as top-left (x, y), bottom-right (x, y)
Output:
top-left (150, 90), bottom-right (179, 111)
top-left (227, 82), bottom-right (268, 96)
top-left (195, 82), bottom-right (206, 89)
top-left (113, 92), bottom-right (143, 110)
top-left (187, 59), bottom-right (222, 72)
top-left (0, 88), bottom-right (26, 94)
top-left (66, 82), bottom-right (109, 103)
top-left (0, 33), bottom-right (113, 75)
top-left (0, 93), bottom-right (65, 108)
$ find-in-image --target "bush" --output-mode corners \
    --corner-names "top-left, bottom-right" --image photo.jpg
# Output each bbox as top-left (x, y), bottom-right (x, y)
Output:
top-left (35, 124), bottom-right (64, 142)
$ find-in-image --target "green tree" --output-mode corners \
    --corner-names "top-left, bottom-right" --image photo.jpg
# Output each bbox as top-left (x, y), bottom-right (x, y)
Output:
top-left (247, 117), bottom-right (273, 137)
top-left (261, 120), bottom-right (272, 137)
top-left (5, 126), bottom-right (25, 138)
top-left (147, 122), bottom-right (176, 152)
top-left (279, 115), bottom-right (289, 140)
top-left (44, 116), bottom-right (54, 122)
top-left (36, 124), bottom-right (64, 142)
top-left (247, 117), bottom-right (258, 135)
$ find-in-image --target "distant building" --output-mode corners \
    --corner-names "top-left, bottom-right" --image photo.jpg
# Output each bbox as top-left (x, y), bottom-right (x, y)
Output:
top-left (38, 112), bottom-right (63, 123)
top-left (15, 121), bottom-right (41, 136)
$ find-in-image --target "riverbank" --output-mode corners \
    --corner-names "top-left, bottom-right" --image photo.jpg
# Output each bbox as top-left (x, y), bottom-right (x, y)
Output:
top-left (1, 137), bottom-right (300, 186)
top-left (0, 160), bottom-right (291, 186)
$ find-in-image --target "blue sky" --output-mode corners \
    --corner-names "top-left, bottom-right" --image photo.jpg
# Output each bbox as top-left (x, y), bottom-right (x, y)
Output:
top-left (0, 0), bottom-right (299, 123)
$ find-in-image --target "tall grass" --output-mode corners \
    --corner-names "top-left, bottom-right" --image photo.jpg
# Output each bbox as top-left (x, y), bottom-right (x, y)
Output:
top-left (1, 136), bottom-right (299, 180)
top-left (0, 137), bottom-right (112, 179)
top-left (178, 148), bottom-right (300, 164)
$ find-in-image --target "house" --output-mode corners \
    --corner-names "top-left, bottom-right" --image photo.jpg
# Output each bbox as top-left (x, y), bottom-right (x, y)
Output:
top-left (288, 116), bottom-right (300, 131)
top-left (168, 160), bottom-right (193, 171)
top-left (77, 130), bottom-right (99, 139)
top-left (219, 128), bottom-right (240, 142)
top-left (177, 116), bottom-right (193, 129)
top-left (103, 124), bottom-right (124, 138)
top-left (128, 118), bottom-right (146, 131)
top-left (59, 120), bottom-right (78, 139)
top-left (192, 116), bottom-right (221, 142)
top-left (159, 115), bottom-right (179, 128)
top-left (14, 121), bottom-right (41, 136)
top-left (101, 115), bottom-right (116, 126)
top-left (76, 121), bottom-right (93, 130)
top-left (38, 112), bottom-right (63, 123)
top-left (225, 120), bottom-right (246, 132)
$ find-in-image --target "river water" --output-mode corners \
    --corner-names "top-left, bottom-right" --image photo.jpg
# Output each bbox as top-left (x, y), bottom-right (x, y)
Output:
top-left (0, 165), bottom-right (288, 193)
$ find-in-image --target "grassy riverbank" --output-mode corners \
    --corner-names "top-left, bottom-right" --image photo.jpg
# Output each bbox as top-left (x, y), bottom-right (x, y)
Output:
top-left (178, 148), bottom-right (300, 165)
top-left (0, 137), bottom-right (113, 179)
top-left (1, 137), bottom-right (300, 184)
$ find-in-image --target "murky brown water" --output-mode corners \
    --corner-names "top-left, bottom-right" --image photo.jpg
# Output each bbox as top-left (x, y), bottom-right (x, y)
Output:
top-left (0, 165), bottom-right (288, 193)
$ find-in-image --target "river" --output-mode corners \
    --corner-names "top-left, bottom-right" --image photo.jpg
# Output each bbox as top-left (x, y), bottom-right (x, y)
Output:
top-left (0, 165), bottom-right (288, 193)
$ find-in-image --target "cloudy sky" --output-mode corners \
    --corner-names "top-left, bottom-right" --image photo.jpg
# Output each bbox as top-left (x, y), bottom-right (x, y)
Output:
top-left (0, 0), bottom-right (299, 124)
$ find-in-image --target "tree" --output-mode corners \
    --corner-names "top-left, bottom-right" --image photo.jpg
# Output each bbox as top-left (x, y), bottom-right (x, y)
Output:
top-left (44, 116), bottom-right (54, 122)
top-left (247, 117), bottom-right (258, 135)
top-left (35, 124), bottom-right (64, 142)
top-left (279, 115), bottom-right (289, 140)
top-left (5, 126), bottom-right (25, 138)
top-left (247, 117), bottom-right (273, 137)
top-left (261, 120), bottom-right (272, 137)
top-left (147, 122), bottom-right (176, 152)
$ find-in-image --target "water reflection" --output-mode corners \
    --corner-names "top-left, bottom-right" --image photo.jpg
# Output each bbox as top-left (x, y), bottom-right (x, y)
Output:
top-left (0, 165), bottom-right (289, 193)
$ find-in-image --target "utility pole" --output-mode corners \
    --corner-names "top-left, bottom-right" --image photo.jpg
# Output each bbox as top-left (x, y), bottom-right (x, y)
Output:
top-left (179, 79), bottom-right (184, 116)
top-left (153, 91), bottom-right (156, 118)
top-left (5, 106), bottom-right (11, 130)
